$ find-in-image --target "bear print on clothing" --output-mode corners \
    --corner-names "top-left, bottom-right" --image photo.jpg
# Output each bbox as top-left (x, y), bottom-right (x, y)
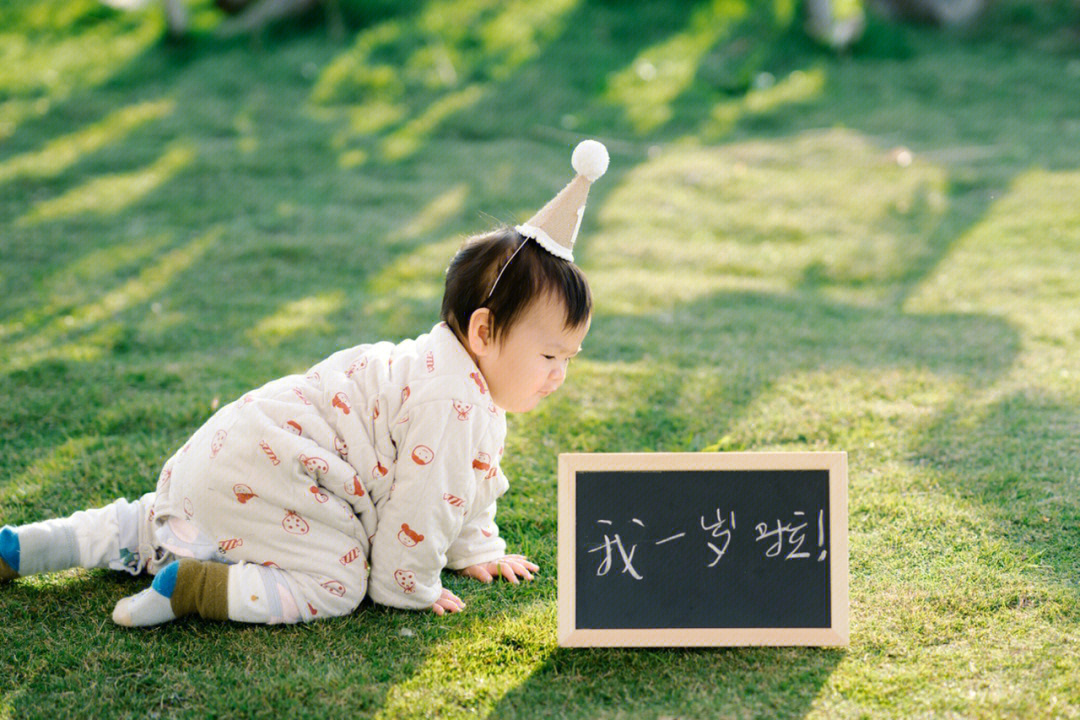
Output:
top-left (453, 401), bottom-right (473, 421)
top-left (398, 524), bottom-right (425, 547)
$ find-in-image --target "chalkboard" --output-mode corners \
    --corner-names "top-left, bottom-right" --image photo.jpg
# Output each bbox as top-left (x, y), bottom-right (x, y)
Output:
top-left (558, 452), bottom-right (848, 647)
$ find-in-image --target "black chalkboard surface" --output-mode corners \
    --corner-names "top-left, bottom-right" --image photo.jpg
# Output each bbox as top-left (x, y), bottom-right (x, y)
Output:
top-left (558, 453), bottom-right (848, 647)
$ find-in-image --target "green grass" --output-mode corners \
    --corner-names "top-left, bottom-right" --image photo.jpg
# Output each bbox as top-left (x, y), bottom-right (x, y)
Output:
top-left (2, 0), bottom-right (1079, 717)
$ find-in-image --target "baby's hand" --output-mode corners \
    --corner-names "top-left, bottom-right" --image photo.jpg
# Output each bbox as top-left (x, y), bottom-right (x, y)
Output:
top-left (459, 555), bottom-right (538, 584)
top-left (431, 587), bottom-right (465, 616)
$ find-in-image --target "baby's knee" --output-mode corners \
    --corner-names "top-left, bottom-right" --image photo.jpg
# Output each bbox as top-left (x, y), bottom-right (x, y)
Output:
top-left (231, 561), bottom-right (368, 623)
top-left (309, 563), bottom-right (369, 619)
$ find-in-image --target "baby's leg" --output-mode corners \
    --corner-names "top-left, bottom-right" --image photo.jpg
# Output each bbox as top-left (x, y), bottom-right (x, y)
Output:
top-left (0, 493), bottom-right (158, 580)
top-left (112, 558), bottom-right (368, 626)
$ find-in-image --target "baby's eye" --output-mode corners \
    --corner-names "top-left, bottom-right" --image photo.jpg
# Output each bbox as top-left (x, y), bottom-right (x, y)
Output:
top-left (542, 355), bottom-right (556, 361)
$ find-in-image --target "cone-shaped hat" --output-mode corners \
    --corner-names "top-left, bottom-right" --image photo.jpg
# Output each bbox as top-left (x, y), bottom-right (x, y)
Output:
top-left (516, 140), bottom-right (609, 262)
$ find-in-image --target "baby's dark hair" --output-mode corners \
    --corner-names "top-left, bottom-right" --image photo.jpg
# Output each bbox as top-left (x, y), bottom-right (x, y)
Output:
top-left (441, 227), bottom-right (592, 344)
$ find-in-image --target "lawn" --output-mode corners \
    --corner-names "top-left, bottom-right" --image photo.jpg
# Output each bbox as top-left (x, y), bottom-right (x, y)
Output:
top-left (1, 0), bottom-right (1079, 717)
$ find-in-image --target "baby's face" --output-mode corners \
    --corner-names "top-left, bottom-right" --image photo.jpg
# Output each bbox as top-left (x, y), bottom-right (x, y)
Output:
top-left (478, 293), bottom-right (590, 414)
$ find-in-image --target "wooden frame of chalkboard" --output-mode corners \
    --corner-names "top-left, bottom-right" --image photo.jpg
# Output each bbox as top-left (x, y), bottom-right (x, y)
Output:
top-left (558, 452), bottom-right (848, 647)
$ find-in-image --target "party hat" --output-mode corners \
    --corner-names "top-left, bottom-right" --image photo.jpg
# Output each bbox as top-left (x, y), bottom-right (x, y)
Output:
top-left (516, 140), bottom-right (609, 263)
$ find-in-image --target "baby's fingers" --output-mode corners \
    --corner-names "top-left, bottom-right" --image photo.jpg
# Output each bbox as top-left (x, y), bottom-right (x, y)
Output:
top-left (497, 560), bottom-right (519, 584)
top-left (504, 555), bottom-right (540, 573)
top-left (463, 565), bottom-right (494, 583)
top-left (431, 589), bottom-right (466, 616)
top-left (504, 560), bottom-right (534, 582)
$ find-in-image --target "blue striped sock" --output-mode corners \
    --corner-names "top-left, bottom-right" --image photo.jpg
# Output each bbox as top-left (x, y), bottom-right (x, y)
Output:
top-left (151, 560), bottom-right (179, 597)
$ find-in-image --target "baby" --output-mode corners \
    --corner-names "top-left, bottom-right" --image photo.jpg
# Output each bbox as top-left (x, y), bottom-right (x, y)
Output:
top-left (0, 140), bottom-right (608, 626)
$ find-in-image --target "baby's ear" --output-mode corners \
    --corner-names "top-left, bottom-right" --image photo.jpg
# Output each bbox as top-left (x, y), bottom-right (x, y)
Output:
top-left (466, 308), bottom-right (494, 357)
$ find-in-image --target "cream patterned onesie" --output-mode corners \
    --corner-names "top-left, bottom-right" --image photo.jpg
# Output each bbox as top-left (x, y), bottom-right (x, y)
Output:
top-left (148, 322), bottom-right (508, 623)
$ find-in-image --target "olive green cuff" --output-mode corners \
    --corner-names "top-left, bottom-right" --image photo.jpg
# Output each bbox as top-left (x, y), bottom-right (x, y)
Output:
top-left (170, 559), bottom-right (230, 621)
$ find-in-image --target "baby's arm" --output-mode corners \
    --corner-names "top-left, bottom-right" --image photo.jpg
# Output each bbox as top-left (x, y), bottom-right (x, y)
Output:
top-left (452, 510), bottom-right (538, 585)
top-left (447, 469), bottom-right (537, 584)
top-left (445, 497), bottom-right (507, 569)
top-left (368, 399), bottom-right (486, 613)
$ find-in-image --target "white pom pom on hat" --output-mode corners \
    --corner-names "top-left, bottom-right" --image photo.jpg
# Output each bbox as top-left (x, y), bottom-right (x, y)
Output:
top-left (516, 139), bottom-right (609, 262)
top-left (571, 139), bottom-right (610, 182)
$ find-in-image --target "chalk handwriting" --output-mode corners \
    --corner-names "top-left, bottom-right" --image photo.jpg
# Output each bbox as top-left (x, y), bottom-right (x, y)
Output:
top-left (586, 508), bottom-right (827, 576)
top-left (753, 509), bottom-right (829, 561)
top-left (754, 516), bottom-right (808, 559)
top-left (588, 522), bottom-right (644, 580)
top-left (701, 509), bottom-right (736, 567)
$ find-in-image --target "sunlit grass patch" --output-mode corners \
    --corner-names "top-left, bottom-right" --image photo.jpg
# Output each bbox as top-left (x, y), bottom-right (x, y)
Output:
top-left (17, 143), bottom-right (195, 225)
top-left (0, 98), bottom-right (174, 185)
top-left (248, 291), bottom-right (345, 346)
top-left (1, 228), bottom-right (219, 372)
top-left (0, 0), bottom-right (163, 141)
top-left (592, 129), bottom-right (951, 306)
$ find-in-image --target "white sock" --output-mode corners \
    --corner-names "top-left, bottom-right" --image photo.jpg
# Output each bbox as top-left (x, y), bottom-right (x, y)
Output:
top-left (112, 587), bottom-right (177, 627)
top-left (112, 560), bottom-right (179, 627)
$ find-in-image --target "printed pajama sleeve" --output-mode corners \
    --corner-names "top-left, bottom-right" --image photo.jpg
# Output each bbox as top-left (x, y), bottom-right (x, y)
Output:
top-left (445, 498), bottom-right (506, 571)
top-left (368, 400), bottom-right (485, 610)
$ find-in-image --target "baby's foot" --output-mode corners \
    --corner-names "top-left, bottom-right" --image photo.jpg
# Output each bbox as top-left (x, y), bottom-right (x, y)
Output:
top-left (112, 561), bottom-right (180, 627)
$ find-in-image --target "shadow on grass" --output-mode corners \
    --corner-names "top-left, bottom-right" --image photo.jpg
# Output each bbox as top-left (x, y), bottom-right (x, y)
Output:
top-left (520, 284), bottom-right (1022, 457)
top-left (913, 390), bottom-right (1080, 588)
top-left (491, 646), bottom-right (845, 720)
top-left (0, 571), bottom-right (450, 717)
